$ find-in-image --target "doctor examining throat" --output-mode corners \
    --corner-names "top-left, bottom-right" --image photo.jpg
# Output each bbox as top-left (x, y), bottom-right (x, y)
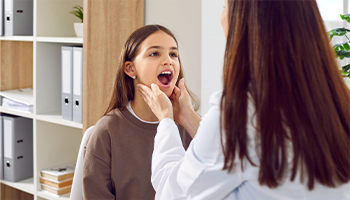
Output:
top-left (137, 0), bottom-right (350, 200)
top-left (82, 25), bottom-right (198, 200)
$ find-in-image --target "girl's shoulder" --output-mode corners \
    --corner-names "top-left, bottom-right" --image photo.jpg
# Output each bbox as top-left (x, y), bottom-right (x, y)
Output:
top-left (93, 108), bottom-right (158, 135)
top-left (84, 111), bottom-right (124, 160)
top-left (92, 109), bottom-right (125, 133)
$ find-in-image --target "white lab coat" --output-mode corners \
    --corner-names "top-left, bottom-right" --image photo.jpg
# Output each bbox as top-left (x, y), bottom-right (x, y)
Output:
top-left (151, 91), bottom-right (350, 200)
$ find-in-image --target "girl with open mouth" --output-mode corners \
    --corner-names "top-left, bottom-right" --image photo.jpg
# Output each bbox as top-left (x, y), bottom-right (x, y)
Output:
top-left (82, 24), bottom-right (199, 200)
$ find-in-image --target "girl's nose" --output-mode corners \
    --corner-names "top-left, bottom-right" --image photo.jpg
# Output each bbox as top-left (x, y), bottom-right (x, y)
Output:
top-left (162, 55), bottom-right (173, 66)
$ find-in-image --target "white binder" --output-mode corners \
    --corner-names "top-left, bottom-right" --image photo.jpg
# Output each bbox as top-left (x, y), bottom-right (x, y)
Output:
top-left (0, 115), bottom-right (3, 180)
top-left (3, 115), bottom-right (33, 182)
top-left (72, 46), bottom-right (83, 124)
top-left (4, 0), bottom-right (33, 36)
top-left (0, 0), bottom-right (4, 36)
top-left (62, 46), bottom-right (73, 121)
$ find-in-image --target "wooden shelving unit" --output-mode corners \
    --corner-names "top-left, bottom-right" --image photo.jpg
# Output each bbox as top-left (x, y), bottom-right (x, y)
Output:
top-left (0, 0), bottom-right (144, 200)
top-left (0, 0), bottom-right (83, 200)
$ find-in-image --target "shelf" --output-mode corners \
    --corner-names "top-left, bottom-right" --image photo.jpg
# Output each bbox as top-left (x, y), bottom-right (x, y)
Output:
top-left (37, 190), bottom-right (70, 200)
top-left (0, 36), bottom-right (34, 42)
top-left (0, 178), bottom-right (35, 195)
top-left (36, 36), bottom-right (83, 44)
top-left (0, 0), bottom-right (143, 201)
top-left (0, 107), bottom-right (34, 119)
top-left (36, 112), bottom-right (83, 129)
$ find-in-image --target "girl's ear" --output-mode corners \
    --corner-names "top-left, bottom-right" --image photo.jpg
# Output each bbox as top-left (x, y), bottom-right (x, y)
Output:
top-left (124, 61), bottom-right (137, 79)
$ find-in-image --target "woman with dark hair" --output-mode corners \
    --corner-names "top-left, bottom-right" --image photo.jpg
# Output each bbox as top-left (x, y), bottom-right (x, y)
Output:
top-left (82, 25), bottom-right (199, 199)
top-left (138, 0), bottom-right (350, 199)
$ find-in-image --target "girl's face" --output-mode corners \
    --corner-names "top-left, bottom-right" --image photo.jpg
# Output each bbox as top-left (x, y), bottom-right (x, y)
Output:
top-left (126, 30), bottom-right (180, 97)
top-left (221, 0), bottom-right (229, 39)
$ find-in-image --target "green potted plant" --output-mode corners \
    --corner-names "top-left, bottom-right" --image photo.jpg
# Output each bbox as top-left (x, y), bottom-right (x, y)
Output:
top-left (70, 5), bottom-right (83, 38)
top-left (328, 14), bottom-right (350, 88)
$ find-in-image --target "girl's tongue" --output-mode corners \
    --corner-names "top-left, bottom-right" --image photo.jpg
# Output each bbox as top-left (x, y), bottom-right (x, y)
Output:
top-left (158, 74), bottom-right (170, 85)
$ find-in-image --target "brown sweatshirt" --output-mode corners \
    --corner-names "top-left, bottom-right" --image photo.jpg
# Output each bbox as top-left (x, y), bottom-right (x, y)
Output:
top-left (82, 108), bottom-right (192, 200)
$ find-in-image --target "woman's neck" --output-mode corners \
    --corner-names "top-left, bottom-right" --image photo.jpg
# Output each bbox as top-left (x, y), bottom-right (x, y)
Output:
top-left (131, 91), bottom-right (159, 122)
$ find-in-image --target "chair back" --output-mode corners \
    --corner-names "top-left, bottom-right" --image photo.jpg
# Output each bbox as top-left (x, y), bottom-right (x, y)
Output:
top-left (70, 126), bottom-right (95, 200)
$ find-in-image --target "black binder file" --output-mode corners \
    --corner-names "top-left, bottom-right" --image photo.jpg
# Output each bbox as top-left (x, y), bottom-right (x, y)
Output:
top-left (3, 115), bottom-right (33, 182)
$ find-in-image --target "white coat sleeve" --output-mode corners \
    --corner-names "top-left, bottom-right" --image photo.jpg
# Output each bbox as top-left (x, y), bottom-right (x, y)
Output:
top-left (151, 118), bottom-right (188, 199)
top-left (151, 91), bottom-right (244, 200)
top-left (152, 117), bottom-right (212, 200)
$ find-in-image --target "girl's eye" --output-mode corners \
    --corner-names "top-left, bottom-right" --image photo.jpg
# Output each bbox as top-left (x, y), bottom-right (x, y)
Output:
top-left (170, 53), bottom-right (178, 58)
top-left (150, 52), bottom-right (159, 57)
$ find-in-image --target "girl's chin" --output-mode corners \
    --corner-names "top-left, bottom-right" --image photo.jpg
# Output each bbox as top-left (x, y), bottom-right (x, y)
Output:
top-left (163, 90), bottom-right (173, 98)
top-left (159, 86), bottom-right (175, 97)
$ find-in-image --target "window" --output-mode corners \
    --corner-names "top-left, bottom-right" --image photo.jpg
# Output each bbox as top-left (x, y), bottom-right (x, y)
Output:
top-left (317, 0), bottom-right (348, 66)
top-left (317, 0), bottom-right (345, 38)
top-left (317, 0), bottom-right (344, 23)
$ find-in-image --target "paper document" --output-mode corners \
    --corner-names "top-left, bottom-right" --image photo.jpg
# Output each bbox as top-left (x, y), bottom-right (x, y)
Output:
top-left (0, 88), bottom-right (33, 105)
top-left (0, 88), bottom-right (33, 113)
top-left (2, 98), bottom-right (33, 113)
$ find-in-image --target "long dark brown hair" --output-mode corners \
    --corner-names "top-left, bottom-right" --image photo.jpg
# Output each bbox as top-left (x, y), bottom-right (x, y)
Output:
top-left (221, 0), bottom-right (350, 190)
top-left (104, 24), bottom-right (199, 115)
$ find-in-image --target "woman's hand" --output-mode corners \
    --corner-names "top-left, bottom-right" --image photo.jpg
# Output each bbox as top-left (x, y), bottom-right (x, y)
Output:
top-left (170, 78), bottom-right (194, 126)
top-left (137, 83), bottom-right (174, 121)
top-left (170, 78), bottom-right (201, 138)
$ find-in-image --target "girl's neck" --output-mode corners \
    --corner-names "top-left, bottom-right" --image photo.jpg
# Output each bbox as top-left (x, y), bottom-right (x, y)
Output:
top-left (131, 91), bottom-right (159, 122)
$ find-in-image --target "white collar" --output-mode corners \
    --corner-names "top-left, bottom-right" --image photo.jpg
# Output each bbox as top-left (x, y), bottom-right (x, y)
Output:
top-left (126, 101), bottom-right (159, 124)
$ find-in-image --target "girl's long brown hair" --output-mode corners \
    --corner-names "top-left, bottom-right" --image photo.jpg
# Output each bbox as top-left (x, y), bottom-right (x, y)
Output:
top-left (221, 0), bottom-right (350, 190)
top-left (104, 25), bottom-right (199, 116)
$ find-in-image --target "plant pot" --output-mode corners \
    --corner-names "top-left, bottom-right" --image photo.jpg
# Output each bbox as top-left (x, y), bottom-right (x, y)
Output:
top-left (74, 22), bottom-right (83, 38)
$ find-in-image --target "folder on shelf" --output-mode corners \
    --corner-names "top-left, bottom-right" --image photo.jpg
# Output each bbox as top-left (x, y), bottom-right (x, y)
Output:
top-left (62, 46), bottom-right (73, 121)
top-left (72, 46), bottom-right (83, 124)
top-left (0, 115), bottom-right (3, 180)
top-left (0, 88), bottom-right (33, 113)
top-left (3, 115), bottom-right (33, 182)
top-left (0, 0), bottom-right (4, 36)
top-left (4, 0), bottom-right (33, 36)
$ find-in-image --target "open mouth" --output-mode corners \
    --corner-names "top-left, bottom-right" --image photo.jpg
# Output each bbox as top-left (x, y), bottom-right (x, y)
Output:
top-left (157, 70), bottom-right (173, 87)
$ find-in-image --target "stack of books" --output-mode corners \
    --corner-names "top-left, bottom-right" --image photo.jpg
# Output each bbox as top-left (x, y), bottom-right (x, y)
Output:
top-left (39, 162), bottom-right (76, 196)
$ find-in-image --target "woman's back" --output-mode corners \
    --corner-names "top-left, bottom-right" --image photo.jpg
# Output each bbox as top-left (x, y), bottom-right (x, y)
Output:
top-left (141, 0), bottom-right (350, 200)
top-left (151, 92), bottom-right (350, 199)
top-left (220, 0), bottom-right (350, 191)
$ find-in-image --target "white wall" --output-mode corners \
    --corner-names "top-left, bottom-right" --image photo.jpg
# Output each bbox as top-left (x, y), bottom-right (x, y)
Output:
top-left (145, 0), bottom-right (225, 115)
top-left (145, 0), bottom-right (202, 112)
top-left (201, 0), bottom-right (226, 114)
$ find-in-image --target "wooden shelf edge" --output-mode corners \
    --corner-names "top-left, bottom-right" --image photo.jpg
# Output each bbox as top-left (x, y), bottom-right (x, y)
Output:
top-left (0, 178), bottom-right (35, 195)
